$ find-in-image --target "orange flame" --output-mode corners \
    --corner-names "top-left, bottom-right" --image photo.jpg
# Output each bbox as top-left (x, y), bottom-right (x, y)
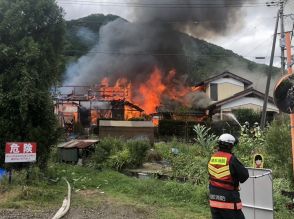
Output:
top-left (134, 68), bottom-right (166, 114)
top-left (97, 67), bottom-right (203, 116)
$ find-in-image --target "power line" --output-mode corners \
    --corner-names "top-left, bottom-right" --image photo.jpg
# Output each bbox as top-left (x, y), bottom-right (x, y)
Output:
top-left (58, 0), bottom-right (269, 8)
top-left (66, 16), bottom-right (277, 25)
top-left (64, 49), bottom-right (278, 59)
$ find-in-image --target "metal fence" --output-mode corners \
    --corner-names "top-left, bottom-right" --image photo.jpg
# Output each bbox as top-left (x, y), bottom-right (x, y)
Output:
top-left (240, 168), bottom-right (273, 219)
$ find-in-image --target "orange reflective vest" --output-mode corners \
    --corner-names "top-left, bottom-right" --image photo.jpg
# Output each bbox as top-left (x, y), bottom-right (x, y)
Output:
top-left (209, 200), bottom-right (242, 210)
top-left (208, 151), bottom-right (242, 210)
top-left (208, 151), bottom-right (236, 191)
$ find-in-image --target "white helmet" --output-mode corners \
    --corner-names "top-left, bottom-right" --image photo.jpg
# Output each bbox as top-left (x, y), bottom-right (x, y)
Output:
top-left (218, 133), bottom-right (237, 147)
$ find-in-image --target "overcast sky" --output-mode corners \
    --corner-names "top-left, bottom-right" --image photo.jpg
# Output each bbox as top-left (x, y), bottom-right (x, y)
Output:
top-left (56, 0), bottom-right (294, 68)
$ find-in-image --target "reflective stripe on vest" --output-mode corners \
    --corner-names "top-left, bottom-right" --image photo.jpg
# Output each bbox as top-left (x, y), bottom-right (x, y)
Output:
top-left (208, 152), bottom-right (235, 190)
top-left (209, 200), bottom-right (242, 210)
top-left (208, 164), bottom-right (230, 179)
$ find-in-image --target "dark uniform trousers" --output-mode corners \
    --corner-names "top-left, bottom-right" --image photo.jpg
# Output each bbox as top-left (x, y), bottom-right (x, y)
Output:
top-left (211, 208), bottom-right (245, 219)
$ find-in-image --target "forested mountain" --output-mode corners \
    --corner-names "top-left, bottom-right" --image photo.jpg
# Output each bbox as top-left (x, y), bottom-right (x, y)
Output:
top-left (63, 14), bottom-right (278, 87)
top-left (64, 14), bottom-right (120, 57)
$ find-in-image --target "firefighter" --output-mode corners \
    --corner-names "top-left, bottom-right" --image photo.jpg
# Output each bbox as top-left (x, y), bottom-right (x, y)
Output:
top-left (208, 133), bottom-right (249, 219)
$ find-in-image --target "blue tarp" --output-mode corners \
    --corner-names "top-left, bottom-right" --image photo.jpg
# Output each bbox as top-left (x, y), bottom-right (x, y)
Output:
top-left (0, 168), bottom-right (6, 180)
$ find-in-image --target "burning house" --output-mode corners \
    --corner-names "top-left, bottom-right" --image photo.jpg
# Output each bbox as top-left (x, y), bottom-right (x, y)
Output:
top-left (57, 1), bottom-right (257, 131)
top-left (54, 68), bottom-right (212, 132)
top-left (53, 83), bottom-right (144, 130)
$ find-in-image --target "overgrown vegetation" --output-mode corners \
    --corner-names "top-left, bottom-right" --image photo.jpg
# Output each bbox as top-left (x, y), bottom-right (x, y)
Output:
top-left (86, 137), bottom-right (150, 171)
top-left (0, 164), bottom-right (210, 218)
top-left (1, 117), bottom-right (294, 218)
top-left (0, 0), bottom-right (65, 169)
top-left (233, 109), bottom-right (262, 126)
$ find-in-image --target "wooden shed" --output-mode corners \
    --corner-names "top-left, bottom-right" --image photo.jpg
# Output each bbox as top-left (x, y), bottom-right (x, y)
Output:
top-left (99, 120), bottom-right (154, 144)
top-left (58, 139), bottom-right (99, 163)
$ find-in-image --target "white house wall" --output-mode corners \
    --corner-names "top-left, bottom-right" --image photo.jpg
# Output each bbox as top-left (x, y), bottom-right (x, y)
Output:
top-left (221, 97), bottom-right (279, 112)
top-left (211, 78), bottom-right (245, 87)
top-left (207, 78), bottom-right (245, 101)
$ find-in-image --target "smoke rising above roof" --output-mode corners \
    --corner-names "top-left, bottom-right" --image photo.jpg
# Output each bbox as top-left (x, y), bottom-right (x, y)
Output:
top-left (131, 0), bottom-right (255, 37)
top-left (63, 1), bottom-right (257, 112)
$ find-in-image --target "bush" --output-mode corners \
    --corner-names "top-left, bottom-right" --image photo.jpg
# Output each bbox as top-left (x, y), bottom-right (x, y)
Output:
top-left (209, 120), bottom-right (241, 138)
top-left (265, 115), bottom-right (293, 181)
top-left (145, 149), bottom-right (162, 162)
top-left (86, 137), bottom-right (150, 170)
top-left (234, 127), bottom-right (266, 167)
top-left (107, 149), bottom-right (131, 171)
top-left (158, 120), bottom-right (200, 139)
top-left (193, 124), bottom-right (217, 156)
top-left (126, 139), bottom-right (150, 168)
top-left (87, 137), bottom-right (125, 169)
top-left (155, 138), bottom-right (207, 159)
top-left (171, 155), bottom-right (208, 185)
top-left (232, 109), bottom-right (261, 127)
top-left (155, 138), bottom-right (210, 183)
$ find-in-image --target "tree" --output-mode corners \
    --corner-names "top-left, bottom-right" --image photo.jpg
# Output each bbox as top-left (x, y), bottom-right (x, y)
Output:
top-left (265, 115), bottom-right (293, 181)
top-left (0, 0), bottom-right (65, 169)
top-left (232, 109), bottom-right (261, 127)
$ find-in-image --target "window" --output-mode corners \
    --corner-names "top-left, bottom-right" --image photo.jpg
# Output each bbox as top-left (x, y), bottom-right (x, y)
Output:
top-left (210, 83), bottom-right (218, 101)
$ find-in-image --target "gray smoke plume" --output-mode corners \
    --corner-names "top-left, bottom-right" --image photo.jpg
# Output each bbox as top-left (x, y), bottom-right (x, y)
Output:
top-left (64, 1), bottom-right (256, 111)
top-left (184, 91), bottom-right (211, 109)
top-left (76, 27), bottom-right (97, 45)
top-left (131, 0), bottom-right (254, 37)
top-left (64, 19), bottom-right (186, 85)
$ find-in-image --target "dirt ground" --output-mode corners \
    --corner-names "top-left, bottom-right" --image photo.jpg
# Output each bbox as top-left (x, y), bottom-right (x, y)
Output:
top-left (0, 204), bottom-right (150, 219)
top-left (0, 163), bottom-right (171, 219)
top-left (0, 206), bottom-right (150, 219)
top-left (0, 190), bottom-right (152, 219)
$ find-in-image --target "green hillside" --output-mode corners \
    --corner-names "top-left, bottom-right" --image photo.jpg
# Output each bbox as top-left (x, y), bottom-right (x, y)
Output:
top-left (64, 14), bottom-right (120, 57)
top-left (64, 14), bottom-right (278, 84)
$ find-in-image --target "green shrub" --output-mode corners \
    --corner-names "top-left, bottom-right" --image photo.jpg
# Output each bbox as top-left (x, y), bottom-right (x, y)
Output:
top-left (126, 139), bottom-right (150, 168)
top-left (49, 146), bottom-right (59, 163)
top-left (158, 120), bottom-right (200, 139)
top-left (235, 128), bottom-right (266, 167)
top-left (209, 120), bottom-right (241, 137)
top-left (232, 109), bottom-right (261, 127)
top-left (171, 155), bottom-right (208, 185)
top-left (87, 137), bottom-right (125, 169)
top-left (106, 149), bottom-right (131, 171)
top-left (265, 115), bottom-right (293, 181)
top-left (86, 137), bottom-right (150, 170)
top-left (155, 138), bottom-right (207, 159)
top-left (145, 149), bottom-right (162, 162)
top-left (155, 138), bottom-right (209, 183)
top-left (193, 124), bottom-right (217, 156)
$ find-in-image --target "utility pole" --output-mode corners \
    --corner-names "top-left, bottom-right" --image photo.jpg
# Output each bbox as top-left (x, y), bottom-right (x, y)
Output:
top-left (280, 0), bottom-right (286, 75)
top-left (260, 6), bottom-right (280, 130)
top-left (285, 31), bottom-right (294, 177)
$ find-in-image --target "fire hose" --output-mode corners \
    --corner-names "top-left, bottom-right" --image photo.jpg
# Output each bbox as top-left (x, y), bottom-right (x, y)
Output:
top-left (52, 178), bottom-right (71, 219)
top-left (248, 170), bottom-right (272, 181)
top-left (249, 171), bottom-right (272, 178)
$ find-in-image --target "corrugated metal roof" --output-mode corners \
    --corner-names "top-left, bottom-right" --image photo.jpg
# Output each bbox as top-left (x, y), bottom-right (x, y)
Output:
top-left (58, 139), bottom-right (99, 149)
top-left (99, 120), bottom-right (154, 127)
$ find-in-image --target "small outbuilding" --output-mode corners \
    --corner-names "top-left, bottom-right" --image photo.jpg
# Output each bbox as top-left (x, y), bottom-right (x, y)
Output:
top-left (99, 120), bottom-right (154, 144)
top-left (58, 139), bottom-right (99, 163)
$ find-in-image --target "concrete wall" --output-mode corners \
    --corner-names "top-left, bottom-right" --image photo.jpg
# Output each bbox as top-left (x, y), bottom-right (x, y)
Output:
top-left (99, 126), bottom-right (154, 144)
